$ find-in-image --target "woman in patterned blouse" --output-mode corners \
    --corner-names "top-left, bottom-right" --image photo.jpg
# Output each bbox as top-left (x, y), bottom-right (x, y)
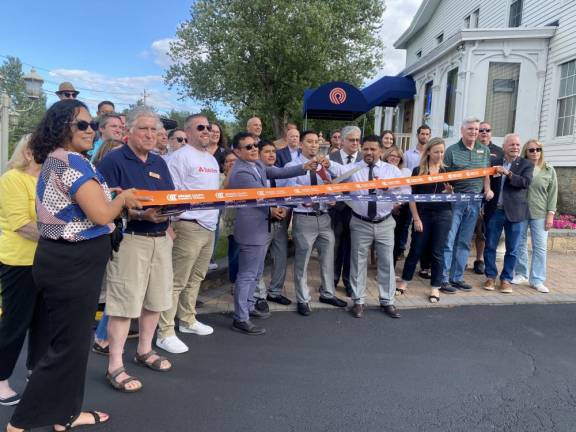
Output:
top-left (7, 100), bottom-right (144, 432)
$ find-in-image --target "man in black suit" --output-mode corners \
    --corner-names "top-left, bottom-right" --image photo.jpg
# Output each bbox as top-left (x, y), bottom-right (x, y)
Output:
top-left (275, 128), bottom-right (300, 167)
top-left (483, 133), bottom-right (533, 294)
top-left (329, 125), bottom-right (362, 296)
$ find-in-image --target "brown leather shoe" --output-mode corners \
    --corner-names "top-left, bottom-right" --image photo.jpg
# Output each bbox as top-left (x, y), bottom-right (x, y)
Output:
top-left (381, 304), bottom-right (401, 318)
top-left (500, 280), bottom-right (514, 294)
top-left (351, 303), bottom-right (364, 318)
top-left (483, 278), bottom-right (496, 291)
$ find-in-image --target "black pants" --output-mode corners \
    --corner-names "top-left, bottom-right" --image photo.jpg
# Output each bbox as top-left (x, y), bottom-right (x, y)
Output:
top-left (11, 235), bottom-right (110, 429)
top-left (401, 209), bottom-right (452, 287)
top-left (331, 206), bottom-right (352, 289)
top-left (0, 264), bottom-right (50, 380)
top-left (393, 203), bottom-right (412, 267)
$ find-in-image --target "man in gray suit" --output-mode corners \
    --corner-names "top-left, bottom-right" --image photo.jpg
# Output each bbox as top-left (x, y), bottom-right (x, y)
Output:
top-left (329, 125), bottom-right (362, 297)
top-left (227, 132), bottom-right (316, 335)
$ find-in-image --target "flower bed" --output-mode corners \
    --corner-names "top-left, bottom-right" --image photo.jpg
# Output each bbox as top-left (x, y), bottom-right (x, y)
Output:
top-left (553, 214), bottom-right (576, 230)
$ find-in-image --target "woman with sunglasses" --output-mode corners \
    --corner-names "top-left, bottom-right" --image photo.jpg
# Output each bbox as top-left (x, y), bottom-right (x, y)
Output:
top-left (512, 140), bottom-right (558, 293)
top-left (167, 128), bottom-right (188, 154)
top-left (6, 100), bottom-right (144, 432)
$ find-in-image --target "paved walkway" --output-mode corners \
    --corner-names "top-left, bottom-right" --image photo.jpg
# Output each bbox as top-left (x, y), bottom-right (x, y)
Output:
top-left (198, 251), bottom-right (576, 315)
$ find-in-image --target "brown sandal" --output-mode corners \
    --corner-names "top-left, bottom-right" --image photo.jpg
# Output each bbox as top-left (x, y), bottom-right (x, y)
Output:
top-left (105, 366), bottom-right (142, 393)
top-left (133, 350), bottom-right (172, 372)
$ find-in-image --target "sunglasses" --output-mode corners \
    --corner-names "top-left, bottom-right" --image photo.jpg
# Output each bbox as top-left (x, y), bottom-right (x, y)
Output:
top-left (70, 120), bottom-right (98, 131)
top-left (240, 144), bottom-right (258, 151)
top-left (62, 92), bottom-right (77, 98)
top-left (479, 128), bottom-right (491, 133)
top-left (196, 124), bottom-right (212, 132)
top-left (175, 137), bottom-right (188, 143)
top-left (527, 148), bottom-right (542, 153)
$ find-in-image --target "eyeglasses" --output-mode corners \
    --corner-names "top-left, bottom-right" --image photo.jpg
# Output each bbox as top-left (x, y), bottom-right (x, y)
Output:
top-left (240, 144), bottom-right (258, 151)
top-left (70, 120), bottom-right (98, 132)
top-left (61, 92), bottom-right (77, 98)
top-left (479, 128), bottom-right (491, 133)
top-left (388, 154), bottom-right (401, 159)
top-left (196, 124), bottom-right (212, 132)
top-left (175, 137), bottom-right (188, 143)
top-left (347, 138), bottom-right (361, 143)
top-left (527, 148), bottom-right (542, 153)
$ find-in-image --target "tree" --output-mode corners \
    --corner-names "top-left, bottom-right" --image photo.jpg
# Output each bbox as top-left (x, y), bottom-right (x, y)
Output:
top-left (0, 56), bottom-right (47, 156)
top-left (165, 0), bottom-right (385, 138)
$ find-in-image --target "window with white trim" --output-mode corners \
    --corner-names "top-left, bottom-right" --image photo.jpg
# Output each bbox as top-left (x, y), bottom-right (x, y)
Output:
top-left (484, 62), bottom-right (520, 136)
top-left (509, 0), bottom-right (523, 27)
top-left (556, 59), bottom-right (576, 137)
top-left (436, 33), bottom-right (444, 45)
top-left (422, 81), bottom-right (433, 123)
top-left (443, 68), bottom-right (458, 138)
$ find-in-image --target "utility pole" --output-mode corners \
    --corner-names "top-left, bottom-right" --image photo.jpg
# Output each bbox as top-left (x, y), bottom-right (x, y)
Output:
top-left (142, 89), bottom-right (149, 105)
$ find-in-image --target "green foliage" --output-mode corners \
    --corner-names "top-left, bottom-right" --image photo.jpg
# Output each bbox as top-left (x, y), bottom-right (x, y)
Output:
top-left (165, 0), bottom-right (384, 137)
top-left (0, 56), bottom-right (47, 156)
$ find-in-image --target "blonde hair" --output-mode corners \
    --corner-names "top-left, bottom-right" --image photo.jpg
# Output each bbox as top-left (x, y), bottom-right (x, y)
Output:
top-left (382, 145), bottom-right (405, 168)
top-left (7, 134), bottom-right (33, 171)
top-left (418, 137), bottom-right (446, 175)
top-left (521, 139), bottom-right (545, 168)
top-left (93, 139), bottom-right (124, 166)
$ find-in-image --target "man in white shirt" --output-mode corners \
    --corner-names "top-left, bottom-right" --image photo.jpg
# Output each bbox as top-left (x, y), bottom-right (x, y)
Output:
top-left (403, 125), bottom-right (431, 170)
top-left (328, 135), bottom-right (410, 319)
top-left (156, 114), bottom-right (220, 354)
top-left (280, 131), bottom-right (347, 316)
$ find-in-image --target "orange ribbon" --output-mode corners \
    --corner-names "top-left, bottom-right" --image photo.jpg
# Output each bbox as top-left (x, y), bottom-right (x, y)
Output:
top-left (134, 167), bottom-right (496, 206)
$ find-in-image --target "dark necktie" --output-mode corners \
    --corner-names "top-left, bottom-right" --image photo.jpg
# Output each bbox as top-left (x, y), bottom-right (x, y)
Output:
top-left (368, 164), bottom-right (377, 220)
top-left (309, 170), bottom-right (320, 211)
top-left (346, 154), bottom-right (353, 164)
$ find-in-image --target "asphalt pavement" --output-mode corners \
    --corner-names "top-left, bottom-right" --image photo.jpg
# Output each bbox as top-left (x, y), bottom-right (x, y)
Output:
top-left (3, 304), bottom-right (576, 432)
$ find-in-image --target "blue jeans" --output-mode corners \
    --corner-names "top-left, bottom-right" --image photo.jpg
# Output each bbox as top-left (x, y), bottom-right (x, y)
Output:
top-left (484, 209), bottom-right (527, 281)
top-left (94, 313), bottom-right (109, 341)
top-left (442, 201), bottom-right (481, 283)
top-left (515, 218), bottom-right (548, 286)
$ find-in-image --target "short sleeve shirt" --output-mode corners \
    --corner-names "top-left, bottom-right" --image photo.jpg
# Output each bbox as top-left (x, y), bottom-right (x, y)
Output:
top-left (98, 144), bottom-right (175, 233)
top-left (443, 140), bottom-right (490, 193)
top-left (36, 148), bottom-right (114, 242)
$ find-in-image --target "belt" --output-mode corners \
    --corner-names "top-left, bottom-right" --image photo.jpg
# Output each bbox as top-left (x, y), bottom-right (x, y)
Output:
top-left (178, 219), bottom-right (199, 223)
top-left (352, 212), bottom-right (392, 224)
top-left (295, 210), bottom-right (327, 217)
top-left (125, 231), bottom-right (166, 237)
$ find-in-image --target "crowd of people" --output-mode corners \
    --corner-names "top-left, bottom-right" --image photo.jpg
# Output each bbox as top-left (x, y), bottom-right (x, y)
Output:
top-left (0, 83), bottom-right (559, 431)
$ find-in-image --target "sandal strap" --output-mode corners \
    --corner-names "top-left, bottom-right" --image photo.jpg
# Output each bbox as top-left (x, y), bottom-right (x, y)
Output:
top-left (149, 356), bottom-right (168, 369)
top-left (87, 411), bottom-right (101, 424)
top-left (108, 366), bottom-right (126, 380)
top-left (135, 350), bottom-right (157, 362)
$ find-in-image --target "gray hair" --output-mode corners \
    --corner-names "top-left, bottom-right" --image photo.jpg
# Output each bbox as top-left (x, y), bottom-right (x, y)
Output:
top-left (126, 106), bottom-right (162, 132)
top-left (503, 133), bottom-right (520, 145)
top-left (461, 117), bottom-right (481, 127)
top-left (341, 125), bottom-right (361, 139)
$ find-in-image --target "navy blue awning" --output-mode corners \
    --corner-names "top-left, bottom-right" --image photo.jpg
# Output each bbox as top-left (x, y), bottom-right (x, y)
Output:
top-left (362, 76), bottom-right (416, 108)
top-left (303, 81), bottom-right (369, 120)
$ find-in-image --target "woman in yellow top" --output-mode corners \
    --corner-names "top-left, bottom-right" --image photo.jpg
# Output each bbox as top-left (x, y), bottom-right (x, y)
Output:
top-left (0, 135), bottom-right (49, 407)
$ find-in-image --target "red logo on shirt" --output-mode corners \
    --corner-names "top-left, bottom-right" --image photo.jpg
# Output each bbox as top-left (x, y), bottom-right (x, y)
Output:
top-left (198, 167), bottom-right (219, 173)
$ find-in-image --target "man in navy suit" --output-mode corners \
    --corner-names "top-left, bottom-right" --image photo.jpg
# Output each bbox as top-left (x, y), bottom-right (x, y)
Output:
top-left (483, 133), bottom-right (533, 294)
top-left (227, 132), bottom-right (316, 335)
top-left (275, 128), bottom-right (300, 167)
top-left (329, 125), bottom-right (362, 297)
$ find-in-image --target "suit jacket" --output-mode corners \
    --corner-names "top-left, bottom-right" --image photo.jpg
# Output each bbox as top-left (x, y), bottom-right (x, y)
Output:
top-left (275, 146), bottom-right (298, 168)
top-left (329, 150), bottom-right (362, 212)
top-left (228, 158), bottom-right (305, 245)
top-left (484, 156), bottom-right (533, 223)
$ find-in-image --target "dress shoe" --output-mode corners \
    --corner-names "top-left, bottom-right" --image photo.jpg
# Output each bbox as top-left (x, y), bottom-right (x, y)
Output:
top-left (450, 280), bottom-right (472, 292)
top-left (267, 294), bottom-right (292, 305)
top-left (439, 282), bottom-right (457, 294)
top-left (499, 280), bottom-right (514, 294)
top-left (483, 278), bottom-right (496, 291)
top-left (473, 260), bottom-right (485, 275)
top-left (351, 303), bottom-right (364, 318)
top-left (319, 296), bottom-right (347, 308)
top-left (297, 302), bottom-right (311, 316)
top-left (249, 308), bottom-right (271, 319)
top-left (381, 304), bottom-right (401, 318)
top-left (232, 320), bottom-right (266, 335)
top-left (254, 298), bottom-right (270, 313)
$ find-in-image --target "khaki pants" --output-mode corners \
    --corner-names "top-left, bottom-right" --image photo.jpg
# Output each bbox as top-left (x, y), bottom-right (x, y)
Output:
top-left (158, 220), bottom-right (214, 338)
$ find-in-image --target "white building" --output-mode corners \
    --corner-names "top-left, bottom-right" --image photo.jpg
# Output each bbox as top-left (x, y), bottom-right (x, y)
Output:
top-left (389, 0), bottom-right (576, 212)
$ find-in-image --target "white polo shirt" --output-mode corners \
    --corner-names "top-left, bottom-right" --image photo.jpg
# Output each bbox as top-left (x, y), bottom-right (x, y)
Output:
top-left (168, 144), bottom-right (220, 231)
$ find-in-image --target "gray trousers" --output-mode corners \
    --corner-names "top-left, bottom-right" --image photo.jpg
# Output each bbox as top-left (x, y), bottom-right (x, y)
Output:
top-left (350, 215), bottom-right (396, 306)
top-left (255, 217), bottom-right (289, 299)
top-left (234, 243), bottom-right (267, 322)
top-left (292, 213), bottom-right (336, 304)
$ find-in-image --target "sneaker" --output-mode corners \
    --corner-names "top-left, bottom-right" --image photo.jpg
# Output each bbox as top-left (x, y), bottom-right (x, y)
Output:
top-left (500, 280), bottom-right (514, 294)
top-left (511, 275), bottom-right (528, 285)
top-left (532, 283), bottom-right (550, 293)
top-left (208, 262), bottom-right (218, 271)
top-left (439, 282), bottom-right (458, 294)
top-left (254, 299), bottom-right (270, 313)
top-left (483, 278), bottom-right (496, 291)
top-left (179, 321), bottom-right (214, 335)
top-left (0, 393), bottom-right (20, 406)
top-left (450, 280), bottom-right (473, 292)
top-left (156, 335), bottom-right (189, 354)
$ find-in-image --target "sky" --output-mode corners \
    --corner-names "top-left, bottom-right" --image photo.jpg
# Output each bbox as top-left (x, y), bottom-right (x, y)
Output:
top-left (0, 0), bottom-right (422, 118)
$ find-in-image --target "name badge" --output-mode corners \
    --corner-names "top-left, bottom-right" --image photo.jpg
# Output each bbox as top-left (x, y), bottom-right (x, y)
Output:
top-left (476, 150), bottom-right (484, 154)
top-left (149, 171), bottom-right (160, 179)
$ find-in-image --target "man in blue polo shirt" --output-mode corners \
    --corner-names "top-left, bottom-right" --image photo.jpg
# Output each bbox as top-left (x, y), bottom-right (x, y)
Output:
top-left (441, 117), bottom-right (494, 294)
top-left (98, 106), bottom-right (175, 392)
